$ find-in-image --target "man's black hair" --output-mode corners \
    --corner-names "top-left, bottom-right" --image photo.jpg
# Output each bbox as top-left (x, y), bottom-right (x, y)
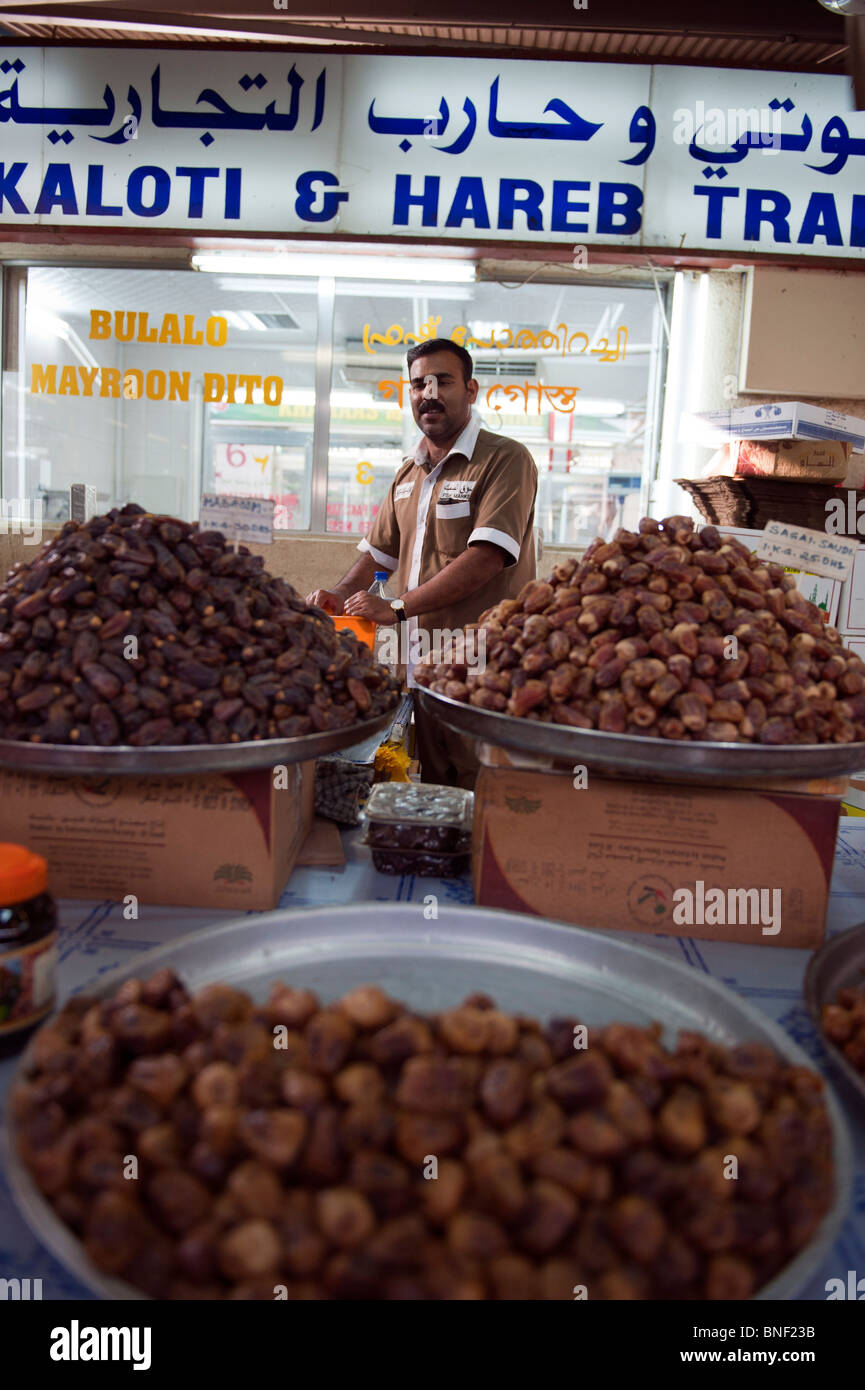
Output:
top-left (406, 337), bottom-right (474, 386)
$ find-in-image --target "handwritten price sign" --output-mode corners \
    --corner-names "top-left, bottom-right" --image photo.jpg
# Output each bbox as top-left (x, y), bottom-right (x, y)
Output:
top-left (200, 493), bottom-right (274, 546)
top-left (756, 519), bottom-right (856, 583)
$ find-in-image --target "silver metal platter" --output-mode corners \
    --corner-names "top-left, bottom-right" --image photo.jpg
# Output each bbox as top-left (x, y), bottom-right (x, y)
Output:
top-left (805, 921), bottom-right (865, 1109)
top-left (0, 710), bottom-right (394, 776)
top-left (2, 904), bottom-right (852, 1301)
top-left (416, 687), bottom-right (865, 784)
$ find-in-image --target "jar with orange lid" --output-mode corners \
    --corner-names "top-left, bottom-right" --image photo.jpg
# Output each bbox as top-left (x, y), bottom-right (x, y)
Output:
top-left (0, 844), bottom-right (57, 1057)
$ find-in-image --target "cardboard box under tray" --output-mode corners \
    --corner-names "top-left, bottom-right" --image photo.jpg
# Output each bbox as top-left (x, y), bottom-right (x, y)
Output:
top-left (0, 762), bottom-right (314, 909)
top-left (474, 749), bottom-right (843, 949)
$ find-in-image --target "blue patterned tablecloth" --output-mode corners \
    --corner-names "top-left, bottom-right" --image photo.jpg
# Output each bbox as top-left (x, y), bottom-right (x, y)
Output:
top-left (2, 821), bottom-right (863, 1300)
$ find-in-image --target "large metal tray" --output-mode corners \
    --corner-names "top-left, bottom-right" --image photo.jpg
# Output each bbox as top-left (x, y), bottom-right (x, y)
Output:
top-left (2, 904), bottom-right (852, 1302)
top-left (0, 710), bottom-right (394, 776)
top-left (416, 687), bottom-right (865, 783)
top-left (805, 921), bottom-right (865, 1109)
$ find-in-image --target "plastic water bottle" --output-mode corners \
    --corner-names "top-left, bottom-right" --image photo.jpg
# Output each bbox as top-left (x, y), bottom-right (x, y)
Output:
top-left (368, 571), bottom-right (394, 603)
top-left (369, 571), bottom-right (395, 665)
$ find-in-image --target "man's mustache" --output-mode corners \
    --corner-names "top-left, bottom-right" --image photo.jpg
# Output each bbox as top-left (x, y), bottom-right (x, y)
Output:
top-left (419, 401), bottom-right (445, 414)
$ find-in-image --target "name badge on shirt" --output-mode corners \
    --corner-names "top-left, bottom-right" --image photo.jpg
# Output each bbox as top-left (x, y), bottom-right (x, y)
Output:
top-left (394, 481), bottom-right (415, 502)
top-left (438, 480), bottom-right (476, 504)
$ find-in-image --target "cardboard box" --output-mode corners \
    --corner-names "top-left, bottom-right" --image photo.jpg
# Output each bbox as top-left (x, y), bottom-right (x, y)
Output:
top-left (717, 526), bottom-right (842, 626)
top-left (684, 403), bottom-right (865, 452)
top-left (473, 763), bottom-right (841, 949)
top-left (734, 439), bottom-right (851, 483)
top-left (0, 762), bottom-right (314, 909)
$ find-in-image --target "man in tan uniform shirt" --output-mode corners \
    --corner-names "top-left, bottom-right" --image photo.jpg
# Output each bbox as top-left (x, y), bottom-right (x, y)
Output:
top-left (307, 337), bottom-right (537, 785)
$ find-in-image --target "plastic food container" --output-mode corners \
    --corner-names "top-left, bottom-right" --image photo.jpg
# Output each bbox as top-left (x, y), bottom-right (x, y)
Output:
top-left (362, 782), bottom-right (474, 852)
top-left (2, 904), bottom-right (852, 1302)
top-left (332, 615), bottom-right (376, 649)
top-left (361, 840), bottom-right (471, 878)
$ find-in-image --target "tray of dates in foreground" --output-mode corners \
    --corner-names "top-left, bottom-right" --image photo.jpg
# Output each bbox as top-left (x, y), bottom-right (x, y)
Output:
top-left (415, 687), bottom-right (865, 784)
top-left (805, 921), bottom-right (865, 1110)
top-left (3, 904), bottom-right (852, 1301)
top-left (0, 710), bottom-right (395, 776)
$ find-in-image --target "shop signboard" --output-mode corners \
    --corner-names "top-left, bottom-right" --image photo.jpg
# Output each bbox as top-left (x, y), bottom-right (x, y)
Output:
top-left (0, 48), bottom-right (863, 256)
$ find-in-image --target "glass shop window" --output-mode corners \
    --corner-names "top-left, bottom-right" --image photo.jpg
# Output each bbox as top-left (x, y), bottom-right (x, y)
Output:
top-left (1, 261), bottom-right (666, 547)
top-left (1, 265), bottom-right (318, 529)
top-left (329, 275), bottom-right (665, 547)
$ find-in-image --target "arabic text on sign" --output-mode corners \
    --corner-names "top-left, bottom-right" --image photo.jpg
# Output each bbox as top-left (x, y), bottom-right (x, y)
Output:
top-left (5, 59), bottom-right (865, 176)
top-left (363, 321), bottom-right (628, 359)
top-left (0, 59), bottom-right (326, 140)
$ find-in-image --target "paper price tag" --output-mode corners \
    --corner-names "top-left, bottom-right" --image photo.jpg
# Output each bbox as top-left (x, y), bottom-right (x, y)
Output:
top-left (199, 493), bottom-right (274, 546)
top-left (755, 520), bottom-right (856, 584)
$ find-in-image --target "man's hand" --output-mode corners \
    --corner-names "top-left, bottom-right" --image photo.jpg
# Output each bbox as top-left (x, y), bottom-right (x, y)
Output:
top-left (342, 592), bottom-right (396, 624)
top-left (306, 588), bottom-right (345, 614)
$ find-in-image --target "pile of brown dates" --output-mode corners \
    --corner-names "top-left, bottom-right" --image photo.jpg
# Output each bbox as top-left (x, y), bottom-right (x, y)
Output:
top-left (416, 515), bottom-right (865, 744)
top-left (13, 970), bottom-right (835, 1300)
top-left (0, 505), bottom-right (400, 746)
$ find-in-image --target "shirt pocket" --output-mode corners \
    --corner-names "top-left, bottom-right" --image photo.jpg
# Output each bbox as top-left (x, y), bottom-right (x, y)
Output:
top-left (433, 501), bottom-right (473, 560)
top-left (435, 500), bottom-right (471, 520)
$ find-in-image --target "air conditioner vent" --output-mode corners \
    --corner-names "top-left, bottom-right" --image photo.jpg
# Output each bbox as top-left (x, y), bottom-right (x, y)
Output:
top-left (256, 312), bottom-right (300, 331)
top-left (475, 358), bottom-right (538, 378)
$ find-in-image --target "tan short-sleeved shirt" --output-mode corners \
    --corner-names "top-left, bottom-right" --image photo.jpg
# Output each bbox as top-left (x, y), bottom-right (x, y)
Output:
top-left (358, 417), bottom-right (538, 638)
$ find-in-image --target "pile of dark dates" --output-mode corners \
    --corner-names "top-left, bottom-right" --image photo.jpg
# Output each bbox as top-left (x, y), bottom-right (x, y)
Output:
top-left (416, 515), bottom-right (865, 744)
top-left (13, 970), bottom-right (835, 1300)
top-left (0, 504), bottom-right (400, 746)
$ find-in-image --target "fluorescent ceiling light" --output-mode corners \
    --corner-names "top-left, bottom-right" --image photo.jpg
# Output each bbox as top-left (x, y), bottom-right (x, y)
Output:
top-left (218, 310), bottom-right (250, 332)
top-left (214, 309), bottom-right (269, 331)
top-left (571, 400), bottom-right (627, 417)
top-left (28, 306), bottom-right (69, 340)
top-left (192, 253), bottom-right (476, 283)
top-left (28, 306), bottom-right (100, 371)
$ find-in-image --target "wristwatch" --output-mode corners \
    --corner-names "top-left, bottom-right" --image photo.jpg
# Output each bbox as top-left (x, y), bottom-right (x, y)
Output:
top-left (390, 598), bottom-right (407, 623)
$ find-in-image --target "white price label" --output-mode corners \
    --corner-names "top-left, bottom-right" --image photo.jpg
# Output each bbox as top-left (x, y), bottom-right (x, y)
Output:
top-left (755, 520), bottom-right (856, 583)
top-left (199, 493), bottom-right (274, 546)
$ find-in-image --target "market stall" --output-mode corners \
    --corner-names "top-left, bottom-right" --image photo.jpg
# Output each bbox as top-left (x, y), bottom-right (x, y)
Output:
top-left (1, 504), bottom-right (865, 1305)
top-left (3, 25), bottom-right (865, 1321)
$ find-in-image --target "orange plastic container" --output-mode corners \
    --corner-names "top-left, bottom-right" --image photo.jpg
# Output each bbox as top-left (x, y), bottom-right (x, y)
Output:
top-left (332, 615), bottom-right (377, 650)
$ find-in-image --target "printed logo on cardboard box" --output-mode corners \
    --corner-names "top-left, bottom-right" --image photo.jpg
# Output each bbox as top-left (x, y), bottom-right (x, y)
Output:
top-left (214, 862), bottom-right (254, 884)
top-left (504, 795), bottom-right (542, 815)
